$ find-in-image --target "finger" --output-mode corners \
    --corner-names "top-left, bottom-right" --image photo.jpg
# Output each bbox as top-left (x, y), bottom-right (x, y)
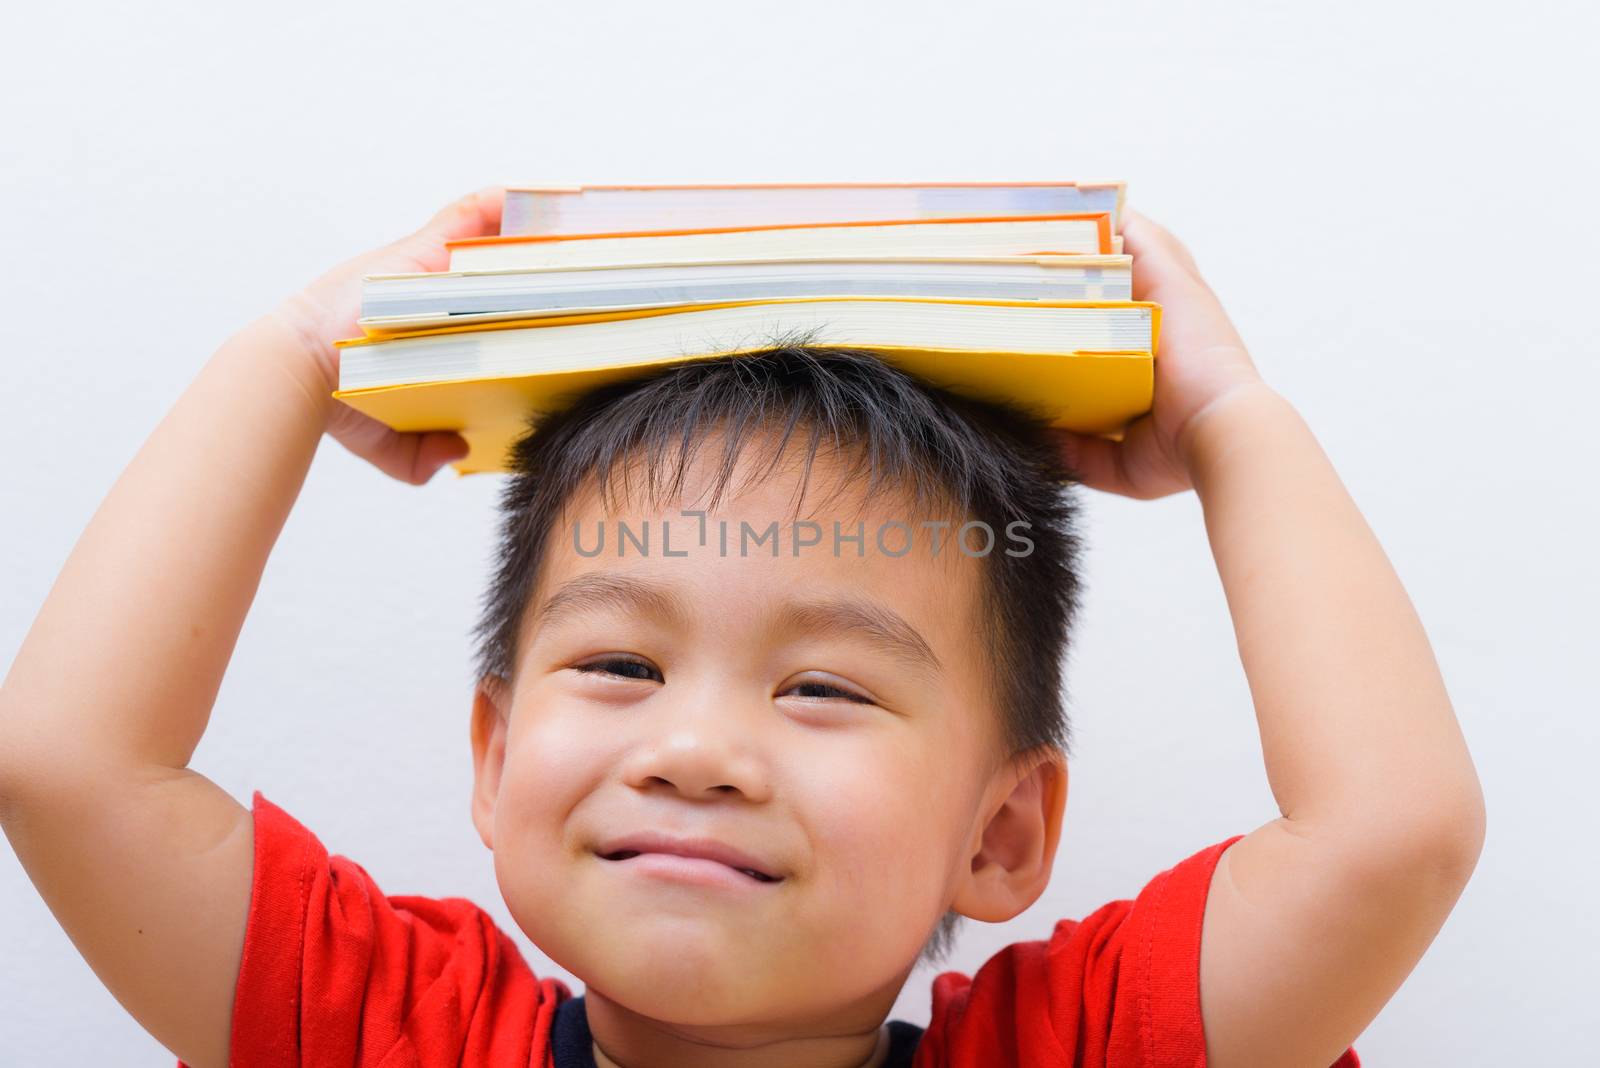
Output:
top-left (409, 429), bottom-right (473, 482)
top-left (1124, 210), bottom-right (1246, 353)
top-left (388, 185), bottom-right (507, 274)
top-left (1123, 209), bottom-right (1214, 305)
top-left (1049, 420), bottom-right (1193, 501)
top-left (329, 404), bottom-right (470, 485)
top-left (1047, 427), bottom-right (1129, 494)
top-left (1123, 208), bottom-right (1204, 276)
top-left (417, 184), bottom-right (505, 244)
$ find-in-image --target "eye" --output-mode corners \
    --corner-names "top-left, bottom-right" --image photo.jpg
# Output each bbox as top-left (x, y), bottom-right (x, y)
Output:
top-left (572, 656), bottom-right (663, 683)
top-left (783, 677), bottom-right (874, 704)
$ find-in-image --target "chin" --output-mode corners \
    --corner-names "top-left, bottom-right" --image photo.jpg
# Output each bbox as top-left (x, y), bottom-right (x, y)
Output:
top-left (554, 919), bottom-right (787, 1024)
top-left (537, 908), bottom-right (819, 1023)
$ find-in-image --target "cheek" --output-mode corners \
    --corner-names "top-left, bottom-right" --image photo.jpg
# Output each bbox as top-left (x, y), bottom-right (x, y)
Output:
top-left (502, 709), bottom-right (606, 810)
top-left (789, 736), bottom-right (963, 943)
top-left (490, 711), bottom-right (614, 914)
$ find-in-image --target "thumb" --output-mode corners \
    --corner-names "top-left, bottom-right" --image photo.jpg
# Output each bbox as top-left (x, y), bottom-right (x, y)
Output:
top-left (412, 185), bottom-right (506, 246)
top-left (382, 186), bottom-right (507, 273)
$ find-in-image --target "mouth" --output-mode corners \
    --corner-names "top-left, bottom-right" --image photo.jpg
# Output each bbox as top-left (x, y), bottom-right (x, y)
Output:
top-left (593, 834), bottom-right (785, 885)
top-left (600, 849), bottom-right (781, 884)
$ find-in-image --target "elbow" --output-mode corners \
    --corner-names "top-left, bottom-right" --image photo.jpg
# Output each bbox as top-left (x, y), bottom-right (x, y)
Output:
top-left (1410, 783), bottom-right (1485, 893)
top-left (1420, 753), bottom-right (1487, 884)
top-left (1439, 773), bottom-right (1487, 885)
top-left (0, 693), bottom-right (19, 828)
top-left (0, 690), bottom-right (77, 830)
top-left (0, 764), bottom-right (14, 830)
top-left (1348, 766), bottom-right (1487, 901)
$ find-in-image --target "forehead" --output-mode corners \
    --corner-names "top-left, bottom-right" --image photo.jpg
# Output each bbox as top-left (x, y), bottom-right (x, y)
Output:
top-left (521, 434), bottom-right (995, 698)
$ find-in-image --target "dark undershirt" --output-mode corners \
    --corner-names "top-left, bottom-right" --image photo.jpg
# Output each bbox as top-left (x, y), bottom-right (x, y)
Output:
top-left (553, 994), bottom-right (926, 1068)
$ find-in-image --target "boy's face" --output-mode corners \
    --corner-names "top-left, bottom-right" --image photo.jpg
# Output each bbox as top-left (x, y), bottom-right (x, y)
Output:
top-left (471, 441), bottom-right (1064, 1033)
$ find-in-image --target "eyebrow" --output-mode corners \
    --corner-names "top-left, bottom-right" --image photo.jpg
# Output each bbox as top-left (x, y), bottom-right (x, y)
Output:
top-left (769, 598), bottom-right (943, 677)
top-left (533, 573), bottom-right (690, 632)
top-left (531, 572), bottom-right (942, 677)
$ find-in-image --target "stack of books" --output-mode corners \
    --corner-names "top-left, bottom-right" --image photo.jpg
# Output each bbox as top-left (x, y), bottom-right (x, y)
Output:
top-left (333, 182), bottom-right (1161, 475)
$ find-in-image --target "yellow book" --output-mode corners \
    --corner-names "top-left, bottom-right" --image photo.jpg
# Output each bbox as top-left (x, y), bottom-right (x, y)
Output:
top-left (331, 296), bottom-right (1160, 476)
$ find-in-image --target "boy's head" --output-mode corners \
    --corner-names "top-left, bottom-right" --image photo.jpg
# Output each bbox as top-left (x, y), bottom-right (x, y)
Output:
top-left (468, 344), bottom-right (1083, 1026)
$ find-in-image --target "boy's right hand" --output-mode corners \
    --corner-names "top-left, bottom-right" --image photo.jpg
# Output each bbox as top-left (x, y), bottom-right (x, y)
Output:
top-left (1050, 209), bottom-right (1271, 500)
top-left (268, 186), bottom-right (505, 484)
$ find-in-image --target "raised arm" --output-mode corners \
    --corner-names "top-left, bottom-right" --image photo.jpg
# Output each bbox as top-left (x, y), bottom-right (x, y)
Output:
top-left (0, 190), bottom-right (500, 1068)
top-left (1054, 212), bottom-right (1486, 1067)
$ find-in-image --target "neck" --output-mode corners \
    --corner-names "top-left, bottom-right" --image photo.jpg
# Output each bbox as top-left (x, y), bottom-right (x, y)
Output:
top-left (592, 1026), bottom-right (889, 1068)
top-left (583, 980), bottom-right (904, 1068)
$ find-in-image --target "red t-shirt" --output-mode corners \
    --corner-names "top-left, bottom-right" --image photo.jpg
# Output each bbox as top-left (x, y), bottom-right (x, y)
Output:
top-left (188, 792), bottom-right (1359, 1067)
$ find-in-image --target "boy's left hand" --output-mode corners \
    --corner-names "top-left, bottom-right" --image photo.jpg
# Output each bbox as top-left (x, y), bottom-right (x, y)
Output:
top-left (1051, 209), bottom-right (1268, 499)
top-left (269, 186), bottom-right (505, 484)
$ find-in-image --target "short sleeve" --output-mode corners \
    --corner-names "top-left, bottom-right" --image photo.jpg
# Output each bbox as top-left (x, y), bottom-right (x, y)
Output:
top-left (193, 791), bottom-right (572, 1068)
top-left (916, 838), bottom-right (1360, 1068)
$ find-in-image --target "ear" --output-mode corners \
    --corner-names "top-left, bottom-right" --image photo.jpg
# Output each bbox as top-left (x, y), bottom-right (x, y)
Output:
top-left (949, 749), bottom-right (1068, 923)
top-left (470, 675), bottom-right (512, 850)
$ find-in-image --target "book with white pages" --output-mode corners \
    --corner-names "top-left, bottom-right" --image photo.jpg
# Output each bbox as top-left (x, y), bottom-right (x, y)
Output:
top-left (500, 181), bottom-right (1126, 236)
top-left (360, 255), bottom-right (1134, 325)
top-left (447, 214), bottom-right (1116, 272)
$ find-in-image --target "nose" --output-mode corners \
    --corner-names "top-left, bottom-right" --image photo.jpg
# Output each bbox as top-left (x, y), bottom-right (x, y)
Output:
top-left (619, 690), bottom-right (774, 803)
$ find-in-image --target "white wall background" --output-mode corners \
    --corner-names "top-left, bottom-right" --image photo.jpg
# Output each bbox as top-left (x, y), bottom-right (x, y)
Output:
top-left (2, 1), bottom-right (1596, 1063)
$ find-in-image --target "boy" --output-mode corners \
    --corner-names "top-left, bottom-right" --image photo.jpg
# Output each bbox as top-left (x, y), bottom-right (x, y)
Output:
top-left (0, 188), bottom-right (1485, 1067)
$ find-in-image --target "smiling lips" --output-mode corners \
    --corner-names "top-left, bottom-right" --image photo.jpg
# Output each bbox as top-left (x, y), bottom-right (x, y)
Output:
top-left (595, 833), bottom-right (784, 884)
